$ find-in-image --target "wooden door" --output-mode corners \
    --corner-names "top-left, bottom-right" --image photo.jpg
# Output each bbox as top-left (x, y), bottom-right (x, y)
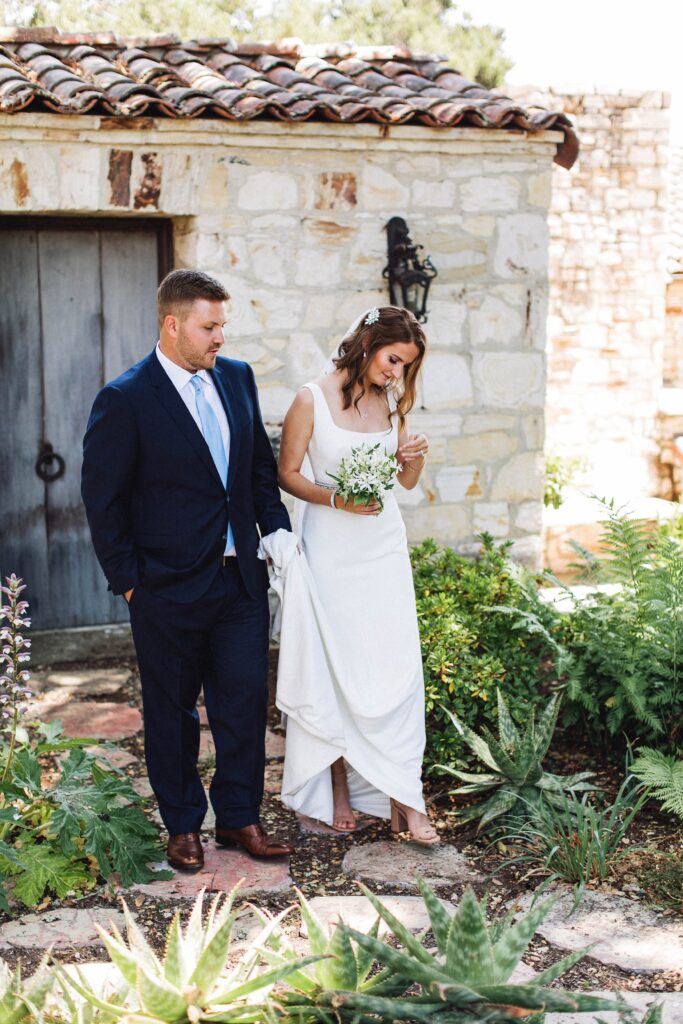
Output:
top-left (0, 218), bottom-right (171, 630)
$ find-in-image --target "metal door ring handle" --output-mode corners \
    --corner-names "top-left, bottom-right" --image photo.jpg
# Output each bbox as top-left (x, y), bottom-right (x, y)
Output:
top-left (35, 443), bottom-right (65, 483)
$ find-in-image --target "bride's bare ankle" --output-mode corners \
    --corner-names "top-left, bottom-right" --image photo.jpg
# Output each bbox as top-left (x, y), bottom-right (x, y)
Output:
top-left (331, 759), bottom-right (348, 786)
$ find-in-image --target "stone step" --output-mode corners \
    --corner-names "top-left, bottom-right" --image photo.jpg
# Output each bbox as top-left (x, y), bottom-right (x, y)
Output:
top-left (28, 700), bottom-right (142, 741)
top-left (512, 889), bottom-right (683, 974)
top-left (87, 745), bottom-right (139, 770)
top-left (126, 840), bottom-right (291, 901)
top-left (303, 893), bottom-right (455, 938)
top-left (0, 907), bottom-right (126, 951)
top-left (342, 840), bottom-right (483, 891)
top-left (30, 668), bottom-right (131, 697)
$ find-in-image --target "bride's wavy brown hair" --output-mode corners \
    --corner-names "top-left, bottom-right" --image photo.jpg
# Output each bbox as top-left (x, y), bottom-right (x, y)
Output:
top-left (333, 306), bottom-right (427, 429)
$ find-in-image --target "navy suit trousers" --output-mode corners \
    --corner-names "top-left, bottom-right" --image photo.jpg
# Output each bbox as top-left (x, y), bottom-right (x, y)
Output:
top-left (128, 560), bottom-right (270, 834)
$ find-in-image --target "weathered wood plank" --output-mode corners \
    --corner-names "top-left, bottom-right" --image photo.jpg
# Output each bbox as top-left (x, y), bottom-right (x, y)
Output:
top-left (0, 229), bottom-right (50, 618)
top-left (39, 230), bottom-right (123, 628)
top-left (102, 229), bottom-right (159, 381)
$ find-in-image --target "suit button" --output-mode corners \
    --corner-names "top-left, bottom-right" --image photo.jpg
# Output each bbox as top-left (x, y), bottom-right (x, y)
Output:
top-left (221, 533), bottom-right (227, 541)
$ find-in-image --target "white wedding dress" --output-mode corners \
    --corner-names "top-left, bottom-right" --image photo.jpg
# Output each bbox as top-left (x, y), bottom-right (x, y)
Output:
top-left (277, 380), bottom-right (427, 824)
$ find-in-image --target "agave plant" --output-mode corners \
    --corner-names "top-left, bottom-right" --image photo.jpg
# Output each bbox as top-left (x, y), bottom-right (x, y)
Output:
top-left (59, 885), bottom-right (321, 1023)
top-left (439, 689), bottom-right (594, 828)
top-left (258, 889), bottom-right (409, 1021)
top-left (330, 881), bottom-right (623, 1023)
top-left (0, 956), bottom-right (53, 1024)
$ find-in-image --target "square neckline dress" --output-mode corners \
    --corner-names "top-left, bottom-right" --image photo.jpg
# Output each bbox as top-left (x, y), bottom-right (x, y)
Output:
top-left (276, 380), bottom-right (427, 824)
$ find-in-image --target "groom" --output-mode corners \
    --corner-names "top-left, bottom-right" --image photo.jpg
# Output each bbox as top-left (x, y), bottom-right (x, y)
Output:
top-left (82, 268), bottom-right (294, 871)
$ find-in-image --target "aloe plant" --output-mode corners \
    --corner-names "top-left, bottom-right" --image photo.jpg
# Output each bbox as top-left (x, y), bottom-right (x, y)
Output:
top-left (59, 885), bottom-right (321, 1023)
top-left (439, 689), bottom-right (594, 828)
top-left (258, 889), bottom-right (408, 1021)
top-left (0, 955), bottom-right (53, 1024)
top-left (331, 881), bottom-right (623, 1023)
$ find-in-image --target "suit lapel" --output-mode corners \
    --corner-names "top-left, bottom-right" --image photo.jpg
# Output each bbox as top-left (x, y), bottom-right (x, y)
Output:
top-left (145, 352), bottom-right (224, 490)
top-left (210, 362), bottom-right (240, 493)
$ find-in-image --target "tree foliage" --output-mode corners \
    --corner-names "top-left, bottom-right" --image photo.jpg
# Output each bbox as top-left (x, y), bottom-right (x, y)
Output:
top-left (1, 0), bottom-right (512, 88)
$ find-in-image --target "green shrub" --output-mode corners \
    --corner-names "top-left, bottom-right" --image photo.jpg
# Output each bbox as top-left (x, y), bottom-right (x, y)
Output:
top-left (557, 502), bottom-right (683, 753)
top-left (411, 536), bottom-right (556, 774)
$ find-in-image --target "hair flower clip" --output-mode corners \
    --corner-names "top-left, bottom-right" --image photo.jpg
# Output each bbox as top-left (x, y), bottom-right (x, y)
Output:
top-left (364, 307), bottom-right (380, 326)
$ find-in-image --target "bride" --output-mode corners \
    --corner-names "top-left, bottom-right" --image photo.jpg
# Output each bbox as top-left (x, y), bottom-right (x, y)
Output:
top-left (276, 305), bottom-right (438, 845)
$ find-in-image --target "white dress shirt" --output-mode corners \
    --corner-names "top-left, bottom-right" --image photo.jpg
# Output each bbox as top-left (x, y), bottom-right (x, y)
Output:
top-left (155, 342), bottom-right (235, 556)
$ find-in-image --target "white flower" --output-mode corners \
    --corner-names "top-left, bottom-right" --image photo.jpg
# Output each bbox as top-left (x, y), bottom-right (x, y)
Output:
top-left (328, 442), bottom-right (399, 511)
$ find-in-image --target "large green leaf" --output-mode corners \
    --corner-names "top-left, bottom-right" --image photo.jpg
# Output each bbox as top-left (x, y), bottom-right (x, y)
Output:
top-left (12, 841), bottom-right (93, 907)
top-left (533, 693), bottom-right (560, 761)
top-left (163, 912), bottom-right (189, 987)
top-left (297, 891), bottom-right (330, 957)
top-left (444, 888), bottom-right (493, 987)
top-left (189, 913), bottom-right (236, 996)
top-left (135, 962), bottom-right (186, 1021)
top-left (11, 748), bottom-right (42, 795)
top-left (357, 884), bottom-right (434, 965)
top-left (355, 915), bottom-right (380, 985)
top-left (496, 689), bottom-right (520, 751)
top-left (442, 709), bottom-right (500, 773)
top-left (490, 895), bottom-right (558, 983)
top-left (416, 877), bottom-right (451, 957)
top-left (477, 785), bottom-right (519, 828)
top-left (480, 728), bottom-right (526, 784)
top-left (344, 927), bottom-right (455, 990)
top-left (317, 921), bottom-right (358, 991)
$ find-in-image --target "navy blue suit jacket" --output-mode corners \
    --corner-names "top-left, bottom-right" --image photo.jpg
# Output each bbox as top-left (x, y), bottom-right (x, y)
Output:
top-left (81, 350), bottom-right (291, 602)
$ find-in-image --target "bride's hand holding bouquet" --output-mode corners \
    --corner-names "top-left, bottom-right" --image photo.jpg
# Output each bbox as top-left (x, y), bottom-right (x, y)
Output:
top-left (328, 442), bottom-right (399, 516)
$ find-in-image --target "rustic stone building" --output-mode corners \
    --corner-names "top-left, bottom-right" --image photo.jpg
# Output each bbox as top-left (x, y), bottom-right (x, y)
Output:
top-left (507, 86), bottom-right (676, 567)
top-left (0, 28), bottom-right (577, 629)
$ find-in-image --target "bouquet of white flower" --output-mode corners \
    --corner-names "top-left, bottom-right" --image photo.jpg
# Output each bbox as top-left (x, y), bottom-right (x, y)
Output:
top-left (328, 442), bottom-right (400, 511)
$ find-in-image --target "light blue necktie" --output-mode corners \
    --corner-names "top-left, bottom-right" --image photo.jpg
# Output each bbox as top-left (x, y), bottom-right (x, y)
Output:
top-left (190, 375), bottom-right (234, 553)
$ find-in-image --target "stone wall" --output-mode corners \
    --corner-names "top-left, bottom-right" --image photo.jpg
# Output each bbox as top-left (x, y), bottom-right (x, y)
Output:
top-left (541, 90), bottom-right (670, 501)
top-left (0, 113), bottom-right (562, 562)
top-left (504, 88), bottom-right (671, 570)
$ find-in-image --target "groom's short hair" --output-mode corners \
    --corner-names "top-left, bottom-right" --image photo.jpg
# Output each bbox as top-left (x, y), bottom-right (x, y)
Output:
top-left (157, 269), bottom-right (230, 325)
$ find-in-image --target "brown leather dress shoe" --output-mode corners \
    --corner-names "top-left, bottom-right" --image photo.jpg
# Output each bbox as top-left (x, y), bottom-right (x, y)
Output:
top-left (215, 822), bottom-right (295, 858)
top-left (167, 832), bottom-right (204, 872)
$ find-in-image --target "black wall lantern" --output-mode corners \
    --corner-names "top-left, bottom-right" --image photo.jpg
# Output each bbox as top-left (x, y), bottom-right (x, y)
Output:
top-left (383, 216), bottom-right (437, 323)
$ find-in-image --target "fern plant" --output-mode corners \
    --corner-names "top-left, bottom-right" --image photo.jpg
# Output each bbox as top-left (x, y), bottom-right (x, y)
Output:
top-left (630, 748), bottom-right (683, 819)
top-left (559, 499), bottom-right (683, 752)
top-left (437, 689), bottom-right (594, 829)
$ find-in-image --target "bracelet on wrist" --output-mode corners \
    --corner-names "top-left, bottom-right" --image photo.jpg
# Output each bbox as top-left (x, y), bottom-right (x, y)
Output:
top-left (329, 489), bottom-right (337, 509)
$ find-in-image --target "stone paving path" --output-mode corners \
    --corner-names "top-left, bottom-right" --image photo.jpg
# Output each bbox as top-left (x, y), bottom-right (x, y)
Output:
top-left (10, 664), bottom-right (682, 1017)
top-left (0, 908), bottom-right (125, 950)
top-left (513, 889), bottom-right (683, 974)
top-left (342, 839), bottom-right (483, 890)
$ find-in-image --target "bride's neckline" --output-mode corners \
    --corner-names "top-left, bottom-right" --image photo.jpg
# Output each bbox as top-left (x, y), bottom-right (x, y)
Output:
top-left (310, 381), bottom-right (393, 436)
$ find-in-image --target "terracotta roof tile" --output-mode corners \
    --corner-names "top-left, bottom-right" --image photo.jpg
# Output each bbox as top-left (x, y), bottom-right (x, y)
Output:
top-left (0, 27), bottom-right (578, 166)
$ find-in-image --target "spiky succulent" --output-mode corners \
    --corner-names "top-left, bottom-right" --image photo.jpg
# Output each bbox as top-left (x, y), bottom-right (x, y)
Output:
top-left (258, 889), bottom-right (407, 1021)
top-left (0, 955), bottom-right (53, 1024)
top-left (332, 880), bottom-right (623, 1023)
top-left (59, 885), bottom-right (321, 1023)
top-left (439, 689), bottom-right (594, 828)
